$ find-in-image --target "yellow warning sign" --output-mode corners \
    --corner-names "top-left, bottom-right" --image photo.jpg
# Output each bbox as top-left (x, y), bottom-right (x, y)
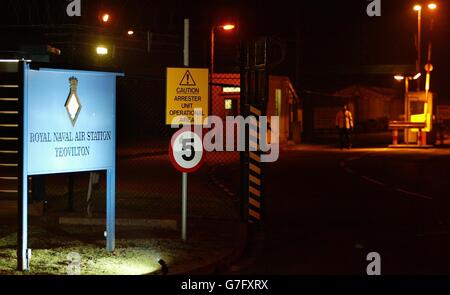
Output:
top-left (166, 67), bottom-right (209, 125)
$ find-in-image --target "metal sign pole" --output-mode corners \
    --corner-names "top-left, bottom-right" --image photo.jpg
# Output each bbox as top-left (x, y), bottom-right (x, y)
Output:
top-left (169, 130), bottom-right (203, 242)
top-left (106, 168), bottom-right (115, 251)
top-left (182, 172), bottom-right (188, 241)
top-left (18, 61), bottom-right (28, 271)
top-left (182, 18), bottom-right (189, 242)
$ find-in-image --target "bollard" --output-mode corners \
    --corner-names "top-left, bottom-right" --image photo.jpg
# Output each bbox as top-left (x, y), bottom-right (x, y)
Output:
top-left (417, 130), bottom-right (422, 146)
top-left (421, 131), bottom-right (427, 146)
top-left (392, 129), bottom-right (398, 145)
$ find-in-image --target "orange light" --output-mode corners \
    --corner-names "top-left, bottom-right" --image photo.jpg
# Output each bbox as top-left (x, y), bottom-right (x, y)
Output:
top-left (221, 24), bottom-right (235, 31)
top-left (428, 3), bottom-right (437, 10)
top-left (413, 4), bottom-right (422, 11)
top-left (127, 30), bottom-right (134, 36)
top-left (101, 13), bottom-right (110, 23)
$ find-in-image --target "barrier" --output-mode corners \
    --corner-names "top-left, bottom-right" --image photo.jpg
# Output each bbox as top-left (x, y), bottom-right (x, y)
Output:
top-left (388, 121), bottom-right (427, 147)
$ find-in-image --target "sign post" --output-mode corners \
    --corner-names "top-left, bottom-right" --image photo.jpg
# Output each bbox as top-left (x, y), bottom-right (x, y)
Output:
top-left (182, 171), bottom-right (188, 241)
top-left (169, 130), bottom-right (204, 240)
top-left (18, 62), bottom-right (122, 270)
top-left (182, 18), bottom-right (189, 242)
top-left (165, 19), bottom-right (208, 241)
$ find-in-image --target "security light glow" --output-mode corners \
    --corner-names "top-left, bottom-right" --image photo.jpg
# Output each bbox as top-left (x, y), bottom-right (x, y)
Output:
top-left (100, 259), bottom-right (157, 275)
top-left (96, 46), bottom-right (108, 55)
top-left (101, 13), bottom-right (110, 23)
top-left (394, 75), bottom-right (405, 81)
top-left (413, 73), bottom-right (422, 80)
top-left (428, 3), bottom-right (437, 10)
top-left (0, 59), bottom-right (32, 63)
top-left (222, 24), bottom-right (235, 31)
top-left (127, 30), bottom-right (134, 36)
top-left (413, 5), bottom-right (422, 11)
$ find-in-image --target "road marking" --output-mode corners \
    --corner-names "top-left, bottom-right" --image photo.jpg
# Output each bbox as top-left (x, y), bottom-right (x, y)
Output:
top-left (395, 188), bottom-right (432, 200)
top-left (341, 152), bottom-right (433, 201)
top-left (361, 176), bottom-right (385, 186)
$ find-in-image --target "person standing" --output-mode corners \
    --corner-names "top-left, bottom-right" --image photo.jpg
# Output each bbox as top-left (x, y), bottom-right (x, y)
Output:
top-left (335, 104), bottom-right (354, 149)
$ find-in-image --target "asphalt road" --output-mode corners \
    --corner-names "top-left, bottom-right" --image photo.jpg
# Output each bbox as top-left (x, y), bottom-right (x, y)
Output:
top-left (227, 146), bottom-right (450, 275)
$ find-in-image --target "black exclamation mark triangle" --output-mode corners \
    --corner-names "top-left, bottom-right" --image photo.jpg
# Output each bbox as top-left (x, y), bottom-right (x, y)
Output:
top-left (179, 70), bottom-right (196, 86)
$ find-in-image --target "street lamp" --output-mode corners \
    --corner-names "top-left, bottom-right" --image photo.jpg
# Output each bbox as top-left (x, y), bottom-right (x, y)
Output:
top-left (101, 13), bottom-right (110, 23)
top-left (413, 3), bottom-right (438, 91)
top-left (210, 23), bottom-right (236, 117)
top-left (424, 3), bottom-right (437, 100)
top-left (222, 24), bottom-right (235, 31)
top-left (413, 5), bottom-right (422, 91)
top-left (428, 3), bottom-right (437, 10)
top-left (96, 46), bottom-right (108, 55)
top-left (394, 73), bottom-right (421, 142)
top-left (210, 23), bottom-right (236, 76)
top-left (394, 75), bottom-right (405, 81)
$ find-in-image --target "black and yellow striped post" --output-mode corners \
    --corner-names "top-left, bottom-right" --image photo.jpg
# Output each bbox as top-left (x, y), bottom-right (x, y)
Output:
top-left (248, 105), bottom-right (262, 223)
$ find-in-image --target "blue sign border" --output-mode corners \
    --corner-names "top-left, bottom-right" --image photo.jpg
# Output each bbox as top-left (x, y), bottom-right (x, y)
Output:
top-left (18, 62), bottom-right (123, 271)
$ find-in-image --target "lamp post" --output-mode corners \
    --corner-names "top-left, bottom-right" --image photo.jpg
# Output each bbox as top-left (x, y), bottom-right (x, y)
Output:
top-left (413, 3), bottom-right (438, 92)
top-left (425, 3), bottom-right (437, 100)
top-left (210, 23), bottom-right (236, 116)
top-left (210, 24), bottom-right (236, 76)
top-left (413, 5), bottom-right (422, 91)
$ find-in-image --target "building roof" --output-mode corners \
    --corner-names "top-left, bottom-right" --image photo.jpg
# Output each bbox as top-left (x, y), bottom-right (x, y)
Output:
top-left (333, 85), bottom-right (397, 101)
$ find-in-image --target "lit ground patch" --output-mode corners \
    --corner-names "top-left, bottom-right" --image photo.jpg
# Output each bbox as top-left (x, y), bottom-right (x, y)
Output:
top-left (0, 223), bottom-right (235, 275)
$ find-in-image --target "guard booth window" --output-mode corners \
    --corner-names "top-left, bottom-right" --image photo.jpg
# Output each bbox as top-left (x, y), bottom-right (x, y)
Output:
top-left (275, 89), bottom-right (282, 116)
top-left (410, 101), bottom-right (425, 115)
top-left (225, 98), bottom-right (238, 116)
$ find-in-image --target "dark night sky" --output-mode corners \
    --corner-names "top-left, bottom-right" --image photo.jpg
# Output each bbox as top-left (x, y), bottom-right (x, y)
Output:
top-left (0, 0), bottom-right (449, 98)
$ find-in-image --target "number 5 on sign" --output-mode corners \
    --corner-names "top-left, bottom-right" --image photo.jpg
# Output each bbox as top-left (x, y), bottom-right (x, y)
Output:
top-left (169, 130), bottom-right (204, 173)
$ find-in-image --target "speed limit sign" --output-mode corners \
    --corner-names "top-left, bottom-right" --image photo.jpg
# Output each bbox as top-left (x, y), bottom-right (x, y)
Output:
top-left (169, 130), bottom-right (204, 173)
